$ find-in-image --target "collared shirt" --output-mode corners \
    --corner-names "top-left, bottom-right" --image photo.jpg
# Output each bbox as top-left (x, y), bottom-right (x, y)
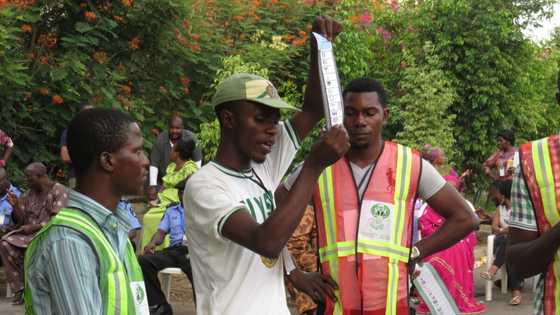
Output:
top-left (118, 200), bottom-right (141, 231)
top-left (509, 168), bottom-right (543, 314)
top-left (158, 203), bottom-right (185, 247)
top-left (26, 190), bottom-right (135, 315)
top-left (0, 185), bottom-right (21, 228)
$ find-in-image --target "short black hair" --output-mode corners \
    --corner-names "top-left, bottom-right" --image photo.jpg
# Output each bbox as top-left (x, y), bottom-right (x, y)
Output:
top-left (67, 108), bottom-right (136, 177)
top-left (174, 138), bottom-right (195, 161)
top-left (497, 129), bottom-right (515, 145)
top-left (490, 180), bottom-right (512, 199)
top-left (169, 112), bottom-right (183, 125)
top-left (342, 77), bottom-right (388, 108)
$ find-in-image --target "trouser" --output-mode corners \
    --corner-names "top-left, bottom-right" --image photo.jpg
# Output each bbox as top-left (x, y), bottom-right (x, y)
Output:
top-left (493, 234), bottom-right (522, 291)
top-left (138, 245), bottom-right (195, 306)
top-left (0, 240), bottom-right (24, 292)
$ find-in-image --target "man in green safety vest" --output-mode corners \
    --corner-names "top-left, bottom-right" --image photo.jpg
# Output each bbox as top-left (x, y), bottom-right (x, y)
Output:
top-left (25, 108), bottom-right (150, 315)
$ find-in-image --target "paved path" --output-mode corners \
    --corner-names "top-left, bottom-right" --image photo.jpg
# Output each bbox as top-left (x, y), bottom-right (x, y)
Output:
top-left (0, 230), bottom-right (536, 314)
top-left (0, 274), bottom-right (536, 315)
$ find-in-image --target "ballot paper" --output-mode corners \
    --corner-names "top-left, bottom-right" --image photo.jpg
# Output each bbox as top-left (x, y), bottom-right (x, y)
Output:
top-left (313, 32), bottom-right (344, 129)
top-left (413, 262), bottom-right (460, 315)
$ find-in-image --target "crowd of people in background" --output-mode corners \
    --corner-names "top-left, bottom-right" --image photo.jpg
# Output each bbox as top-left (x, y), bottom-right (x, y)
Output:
top-left (0, 14), bottom-right (559, 315)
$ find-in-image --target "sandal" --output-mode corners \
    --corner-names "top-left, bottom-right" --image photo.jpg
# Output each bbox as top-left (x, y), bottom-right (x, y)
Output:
top-left (480, 271), bottom-right (495, 281)
top-left (509, 295), bottom-right (522, 306)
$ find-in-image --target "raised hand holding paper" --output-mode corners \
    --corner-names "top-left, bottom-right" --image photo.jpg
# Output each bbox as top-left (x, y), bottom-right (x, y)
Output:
top-left (313, 32), bottom-right (344, 129)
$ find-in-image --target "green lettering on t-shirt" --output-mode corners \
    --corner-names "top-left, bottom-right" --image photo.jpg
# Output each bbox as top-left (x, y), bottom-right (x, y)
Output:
top-left (242, 199), bottom-right (256, 218)
top-left (264, 191), bottom-right (274, 217)
top-left (253, 195), bottom-right (266, 220)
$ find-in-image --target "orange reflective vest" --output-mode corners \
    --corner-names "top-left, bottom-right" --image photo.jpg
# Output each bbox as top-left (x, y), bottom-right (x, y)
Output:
top-left (313, 141), bottom-right (421, 315)
top-left (519, 135), bottom-right (560, 315)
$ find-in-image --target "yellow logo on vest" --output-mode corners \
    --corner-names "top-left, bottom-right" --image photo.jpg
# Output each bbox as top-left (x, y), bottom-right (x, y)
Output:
top-left (358, 200), bottom-right (395, 243)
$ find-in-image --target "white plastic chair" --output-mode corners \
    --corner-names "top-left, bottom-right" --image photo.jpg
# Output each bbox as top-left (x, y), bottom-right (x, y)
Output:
top-left (485, 234), bottom-right (539, 301)
top-left (485, 234), bottom-right (508, 301)
top-left (159, 267), bottom-right (183, 300)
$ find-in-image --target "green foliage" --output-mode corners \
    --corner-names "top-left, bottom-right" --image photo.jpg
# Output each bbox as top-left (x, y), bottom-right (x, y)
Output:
top-left (409, 0), bottom-right (559, 181)
top-left (1, 0), bottom-right (558, 194)
top-left (394, 43), bottom-right (457, 160)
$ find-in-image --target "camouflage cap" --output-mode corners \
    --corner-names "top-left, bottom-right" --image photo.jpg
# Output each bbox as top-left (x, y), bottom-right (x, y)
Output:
top-left (210, 73), bottom-right (299, 111)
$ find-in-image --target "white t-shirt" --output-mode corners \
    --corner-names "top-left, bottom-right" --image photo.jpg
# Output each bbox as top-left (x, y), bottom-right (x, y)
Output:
top-left (284, 158), bottom-right (446, 201)
top-left (184, 121), bottom-right (300, 315)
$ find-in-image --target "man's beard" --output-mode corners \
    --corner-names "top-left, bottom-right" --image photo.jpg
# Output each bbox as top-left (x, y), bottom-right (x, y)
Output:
top-left (350, 140), bottom-right (370, 150)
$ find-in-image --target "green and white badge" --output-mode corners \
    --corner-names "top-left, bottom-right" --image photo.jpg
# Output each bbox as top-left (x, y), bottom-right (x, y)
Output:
top-left (130, 281), bottom-right (150, 315)
top-left (358, 200), bottom-right (394, 242)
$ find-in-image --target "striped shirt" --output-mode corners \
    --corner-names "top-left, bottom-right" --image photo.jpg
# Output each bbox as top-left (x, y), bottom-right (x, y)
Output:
top-left (26, 190), bottom-right (134, 315)
top-left (509, 168), bottom-right (544, 315)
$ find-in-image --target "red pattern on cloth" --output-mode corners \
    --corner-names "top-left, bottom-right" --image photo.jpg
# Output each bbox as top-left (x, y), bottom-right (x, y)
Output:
top-left (0, 182), bottom-right (67, 292)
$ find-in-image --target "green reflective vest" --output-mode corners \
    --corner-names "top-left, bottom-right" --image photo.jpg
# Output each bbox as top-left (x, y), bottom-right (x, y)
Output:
top-left (24, 207), bottom-right (149, 315)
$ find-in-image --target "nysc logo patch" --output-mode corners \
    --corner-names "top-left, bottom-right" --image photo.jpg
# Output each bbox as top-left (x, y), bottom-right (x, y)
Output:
top-left (370, 203), bottom-right (391, 219)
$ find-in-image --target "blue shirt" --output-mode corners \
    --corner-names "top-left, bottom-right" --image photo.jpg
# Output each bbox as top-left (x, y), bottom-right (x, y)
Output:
top-left (0, 185), bottom-right (21, 228)
top-left (158, 203), bottom-right (185, 247)
top-left (26, 190), bottom-right (134, 315)
top-left (117, 200), bottom-right (141, 231)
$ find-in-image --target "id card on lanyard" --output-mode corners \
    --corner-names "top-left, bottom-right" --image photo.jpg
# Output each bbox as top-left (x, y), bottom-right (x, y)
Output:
top-left (130, 281), bottom-right (150, 315)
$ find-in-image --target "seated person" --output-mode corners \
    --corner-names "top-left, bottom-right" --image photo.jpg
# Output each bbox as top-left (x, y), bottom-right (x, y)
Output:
top-left (0, 167), bottom-right (21, 233)
top-left (141, 139), bottom-right (198, 250)
top-left (117, 199), bottom-right (141, 250)
top-left (0, 162), bottom-right (67, 305)
top-left (481, 180), bottom-right (522, 305)
top-left (139, 180), bottom-right (194, 315)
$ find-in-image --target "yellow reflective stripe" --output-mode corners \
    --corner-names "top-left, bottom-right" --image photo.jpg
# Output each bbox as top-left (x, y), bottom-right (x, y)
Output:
top-left (318, 167), bottom-right (343, 314)
top-left (533, 139), bottom-right (560, 224)
top-left (57, 211), bottom-right (125, 314)
top-left (532, 139), bottom-right (560, 308)
top-left (320, 239), bottom-right (410, 264)
top-left (357, 239), bottom-right (409, 262)
top-left (386, 258), bottom-right (398, 315)
top-left (383, 145), bottom-right (412, 314)
top-left (394, 146), bottom-right (412, 245)
top-left (319, 240), bottom-right (356, 260)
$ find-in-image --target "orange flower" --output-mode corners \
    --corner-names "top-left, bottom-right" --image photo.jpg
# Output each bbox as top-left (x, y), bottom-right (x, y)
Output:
top-left (298, 30), bottom-right (307, 37)
top-left (84, 11), bottom-right (96, 22)
top-left (129, 36), bottom-right (140, 50)
top-left (38, 33), bottom-right (58, 49)
top-left (20, 24), bottom-right (33, 33)
top-left (38, 87), bottom-right (50, 96)
top-left (179, 76), bottom-right (190, 87)
top-left (190, 44), bottom-right (201, 52)
top-left (120, 84), bottom-right (132, 95)
top-left (113, 15), bottom-right (124, 23)
top-left (233, 15), bottom-right (243, 22)
top-left (39, 55), bottom-right (49, 65)
top-left (93, 51), bottom-right (108, 64)
top-left (191, 34), bottom-right (200, 41)
top-left (51, 95), bottom-right (64, 105)
top-left (121, 0), bottom-right (132, 7)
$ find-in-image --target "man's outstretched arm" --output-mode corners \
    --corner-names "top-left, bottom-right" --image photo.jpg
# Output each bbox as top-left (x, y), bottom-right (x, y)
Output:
top-left (222, 127), bottom-right (349, 258)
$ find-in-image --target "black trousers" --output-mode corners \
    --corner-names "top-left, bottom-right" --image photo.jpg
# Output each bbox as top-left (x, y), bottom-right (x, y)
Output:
top-left (493, 234), bottom-right (522, 291)
top-left (138, 245), bottom-right (195, 306)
